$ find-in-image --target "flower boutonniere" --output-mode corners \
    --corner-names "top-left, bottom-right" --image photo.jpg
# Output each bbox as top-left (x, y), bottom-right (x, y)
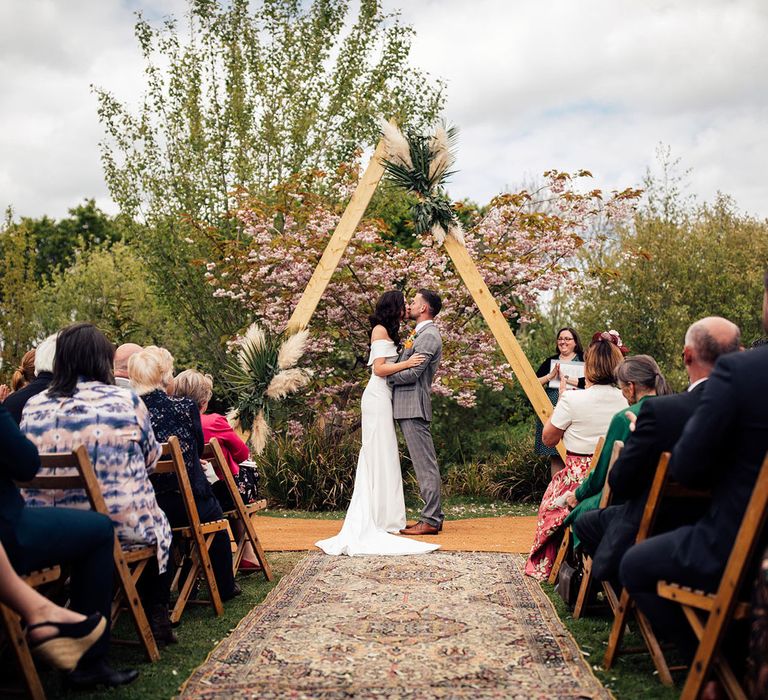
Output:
top-left (403, 329), bottom-right (418, 350)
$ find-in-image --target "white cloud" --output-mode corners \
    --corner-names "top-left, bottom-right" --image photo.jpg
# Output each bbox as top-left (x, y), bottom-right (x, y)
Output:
top-left (1, 0), bottom-right (766, 219)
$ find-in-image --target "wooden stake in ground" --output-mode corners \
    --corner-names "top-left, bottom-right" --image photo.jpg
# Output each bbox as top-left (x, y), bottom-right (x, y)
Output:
top-left (443, 236), bottom-right (566, 460)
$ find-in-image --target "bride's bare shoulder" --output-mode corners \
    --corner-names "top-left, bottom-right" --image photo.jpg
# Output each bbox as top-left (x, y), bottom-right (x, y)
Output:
top-left (371, 325), bottom-right (392, 342)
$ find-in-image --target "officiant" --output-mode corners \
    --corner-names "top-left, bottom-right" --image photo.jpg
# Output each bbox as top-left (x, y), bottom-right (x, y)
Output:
top-left (534, 327), bottom-right (585, 477)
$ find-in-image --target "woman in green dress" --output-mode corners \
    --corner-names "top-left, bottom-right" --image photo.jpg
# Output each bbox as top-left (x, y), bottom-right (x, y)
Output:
top-left (563, 355), bottom-right (671, 545)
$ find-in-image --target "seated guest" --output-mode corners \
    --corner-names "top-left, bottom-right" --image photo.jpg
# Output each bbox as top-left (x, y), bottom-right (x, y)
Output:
top-left (114, 343), bottom-right (143, 388)
top-left (574, 317), bottom-right (740, 581)
top-left (3, 334), bottom-right (56, 424)
top-left (0, 402), bottom-right (137, 688)
top-left (21, 324), bottom-right (175, 644)
top-left (173, 369), bottom-right (261, 570)
top-left (128, 347), bottom-right (239, 600)
top-left (0, 540), bottom-right (106, 670)
top-left (11, 349), bottom-right (36, 392)
top-left (620, 282), bottom-right (768, 662)
top-left (563, 354), bottom-right (671, 545)
top-left (525, 333), bottom-right (628, 580)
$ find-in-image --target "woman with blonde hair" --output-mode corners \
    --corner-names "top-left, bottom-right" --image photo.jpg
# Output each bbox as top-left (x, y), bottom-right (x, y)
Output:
top-left (129, 347), bottom-right (239, 600)
top-left (525, 332), bottom-right (628, 580)
top-left (173, 369), bottom-right (261, 571)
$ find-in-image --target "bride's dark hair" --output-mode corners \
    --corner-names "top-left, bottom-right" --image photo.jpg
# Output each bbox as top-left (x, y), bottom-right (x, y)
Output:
top-left (369, 290), bottom-right (405, 347)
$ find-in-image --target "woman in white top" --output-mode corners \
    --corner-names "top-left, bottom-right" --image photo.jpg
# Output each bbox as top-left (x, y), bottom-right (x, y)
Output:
top-left (525, 334), bottom-right (628, 580)
top-left (316, 291), bottom-right (440, 556)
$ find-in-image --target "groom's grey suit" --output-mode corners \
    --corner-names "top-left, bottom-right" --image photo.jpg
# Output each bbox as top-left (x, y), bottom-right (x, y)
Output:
top-left (388, 322), bottom-right (444, 528)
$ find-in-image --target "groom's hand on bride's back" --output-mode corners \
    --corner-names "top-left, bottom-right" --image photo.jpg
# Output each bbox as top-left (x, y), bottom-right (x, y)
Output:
top-left (405, 353), bottom-right (427, 368)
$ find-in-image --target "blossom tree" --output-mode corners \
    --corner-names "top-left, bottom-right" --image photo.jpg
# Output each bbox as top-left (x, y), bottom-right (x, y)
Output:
top-left (203, 169), bottom-right (639, 418)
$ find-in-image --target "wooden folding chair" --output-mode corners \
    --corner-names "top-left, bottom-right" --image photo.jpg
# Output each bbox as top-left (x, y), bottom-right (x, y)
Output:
top-left (155, 437), bottom-right (228, 624)
top-left (656, 450), bottom-right (768, 700)
top-left (602, 451), bottom-right (710, 685)
top-left (0, 566), bottom-right (61, 700)
top-left (19, 446), bottom-right (160, 663)
top-left (572, 439), bottom-right (624, 619)
top-left (202, 439), bottom-right (272, 581)
top-left (548, 436), bottom-right (605, 585)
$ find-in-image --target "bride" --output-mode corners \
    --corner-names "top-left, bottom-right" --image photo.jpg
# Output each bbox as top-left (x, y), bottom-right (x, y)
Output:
top-left (316, 290), bottom-right (440, 556)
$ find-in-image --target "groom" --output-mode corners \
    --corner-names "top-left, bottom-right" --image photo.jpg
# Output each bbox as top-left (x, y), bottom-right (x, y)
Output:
top-left (388, 289), bottom-right (444, 535)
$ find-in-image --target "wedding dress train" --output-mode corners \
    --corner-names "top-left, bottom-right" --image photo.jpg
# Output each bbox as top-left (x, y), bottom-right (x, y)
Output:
top-left (316, 339), bottom-right (440, 556)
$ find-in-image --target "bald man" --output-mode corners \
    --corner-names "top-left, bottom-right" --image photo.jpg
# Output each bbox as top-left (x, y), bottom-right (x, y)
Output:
top-left (114, 343), bottom-right (143, 388)
top-left (621, 283), bottom-right (768, 661)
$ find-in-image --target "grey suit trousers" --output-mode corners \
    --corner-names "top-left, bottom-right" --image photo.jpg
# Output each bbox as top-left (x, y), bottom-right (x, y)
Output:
top-left (398, 417), bottom-right (443, 527)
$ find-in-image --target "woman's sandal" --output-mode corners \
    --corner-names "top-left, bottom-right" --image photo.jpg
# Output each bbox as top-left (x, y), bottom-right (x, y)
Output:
top-left (27, 613), bottom-right (107, 671)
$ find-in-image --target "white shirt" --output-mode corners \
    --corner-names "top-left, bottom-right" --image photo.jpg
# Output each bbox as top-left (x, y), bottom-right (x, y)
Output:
top-left (115, 376), bottom-right (131, 388)
top-left (687, 377), bottom-right (708, 392)
top-left (550, 384), bottom-right (628, 454)
top-left (415, 320), bottom-right (434, 334)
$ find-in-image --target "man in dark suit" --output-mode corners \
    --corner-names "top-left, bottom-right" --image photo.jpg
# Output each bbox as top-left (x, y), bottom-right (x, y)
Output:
top-left (620, 273), bottom-right (768, 657)
top-left (574, 316), bottom-right (741, 581)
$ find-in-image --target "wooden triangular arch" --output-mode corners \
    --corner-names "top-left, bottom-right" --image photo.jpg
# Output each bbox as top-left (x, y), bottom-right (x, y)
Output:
top-left (286, 131), bottom-right (566, 460)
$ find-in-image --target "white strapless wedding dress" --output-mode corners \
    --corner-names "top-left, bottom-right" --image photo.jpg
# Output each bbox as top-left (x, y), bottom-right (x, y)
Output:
top-left (315, 339), bottom-right (440, 556)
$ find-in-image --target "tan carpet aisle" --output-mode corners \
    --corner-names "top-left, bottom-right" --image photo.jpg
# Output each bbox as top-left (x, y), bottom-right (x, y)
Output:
top-left (252, 514), bottom-right (537, 553)
top-left (180, 552), bottom-right (609, 699)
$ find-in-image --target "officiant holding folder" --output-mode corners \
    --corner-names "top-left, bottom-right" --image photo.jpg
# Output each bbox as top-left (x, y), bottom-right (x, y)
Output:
top-left (534, 327), bottom-right (585, 477)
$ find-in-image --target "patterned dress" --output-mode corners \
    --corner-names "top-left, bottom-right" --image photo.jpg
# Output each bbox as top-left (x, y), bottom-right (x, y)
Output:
top-left (20, 381), bottom-right (172, 572)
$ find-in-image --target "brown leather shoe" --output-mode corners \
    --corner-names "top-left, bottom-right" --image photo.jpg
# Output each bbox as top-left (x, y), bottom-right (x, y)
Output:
top-left (399, 521), bottom-right (439, 536)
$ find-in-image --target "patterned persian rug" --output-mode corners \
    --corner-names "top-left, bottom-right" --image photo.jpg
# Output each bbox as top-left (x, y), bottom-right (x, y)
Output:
top-left (180, 552), bottom-right (610, 699)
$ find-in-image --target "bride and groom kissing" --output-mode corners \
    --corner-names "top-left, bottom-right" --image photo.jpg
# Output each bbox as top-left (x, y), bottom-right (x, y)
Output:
top-left (316, 288), bottom-right (444, 556)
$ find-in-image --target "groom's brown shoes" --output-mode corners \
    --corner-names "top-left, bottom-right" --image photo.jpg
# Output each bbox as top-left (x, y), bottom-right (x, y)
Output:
top-left (399, 521), bottom-right (439, 536)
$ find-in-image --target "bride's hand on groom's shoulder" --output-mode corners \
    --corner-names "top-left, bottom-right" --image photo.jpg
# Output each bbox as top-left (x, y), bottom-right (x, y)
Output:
top-left (405, 353), bottom-right (427, 368)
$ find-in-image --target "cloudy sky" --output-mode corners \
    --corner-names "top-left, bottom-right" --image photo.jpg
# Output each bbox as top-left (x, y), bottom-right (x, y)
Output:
top-left (1, 0), bottom-right (767, 220)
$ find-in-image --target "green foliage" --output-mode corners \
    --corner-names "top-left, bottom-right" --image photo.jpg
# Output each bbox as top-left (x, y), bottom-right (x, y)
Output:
top-left (573, 191), bottom-right (768, 388)
top-left (254, 424), bottom-right (361, 510)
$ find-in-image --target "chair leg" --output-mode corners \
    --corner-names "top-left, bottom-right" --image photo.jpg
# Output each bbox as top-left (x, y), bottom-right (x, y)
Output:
top-left (0, 604), bottom-right (46, 700)
top-left (635, 608), bottom-right (674, 686)
top-left (171, 550), bottom-right (201, 625)
top-left (243, 514), bottom-right (273, 581)
top-left (604, 588), bottom-right (632, 669)
top-left (573, 556), bottom-right (593, 619)
top-left (548, 528), bottom-right (571, 585)
top-left (198, 533), bottom-right (224, 617)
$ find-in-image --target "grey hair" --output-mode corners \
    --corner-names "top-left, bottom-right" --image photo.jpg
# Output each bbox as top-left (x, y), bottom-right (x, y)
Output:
top-left (685, 321), bottom-right (741, 367)
top-left (615, 354), bottom-right (672, 396)
top-left (34, 334), bottom-right (58, 375)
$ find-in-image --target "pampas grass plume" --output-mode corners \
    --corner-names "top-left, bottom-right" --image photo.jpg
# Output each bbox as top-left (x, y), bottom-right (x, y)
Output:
top-left (428, 125), bottom-right (455, 181)
top-left (266, 368), bottom-right (311, 400)
top-left (378, 117), bottom-right (413, 169)
top-left (277, 329), bottom-right (309, 369)
top-left (448, 222), bottom-right (466, 246)
top-left (238, 323), bottom-right (266, 370)
top-left (430, 222), bottom-right (447, 246)
top-left (250, 410), bottom-right (270, 455)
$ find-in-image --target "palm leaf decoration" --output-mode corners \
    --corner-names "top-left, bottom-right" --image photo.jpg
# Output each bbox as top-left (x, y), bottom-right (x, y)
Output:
top-left (225, 324), bottom-right (311, 454)
top-left (379, 120), bottom-right (465, 245)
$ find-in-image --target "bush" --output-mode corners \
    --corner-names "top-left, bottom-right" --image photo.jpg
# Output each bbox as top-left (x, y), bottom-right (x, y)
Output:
top-left (254, 423), bottom-right (360, 511)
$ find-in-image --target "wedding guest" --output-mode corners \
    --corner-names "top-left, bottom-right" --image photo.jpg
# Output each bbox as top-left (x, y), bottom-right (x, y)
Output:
top-left (21, 324), bottom-right (175, 645)
top-left (114, 343), bottom-right (143, 388)
top-left (535, 327), bottom-right (585, 477)
top-left (620, 283), bottom-right (767, 663)
top-left (173, 368), bottom-right (261, 571)
top-left (4, 334), bottom-right (56, 424)
top-left (11, 350), bottom-right (36, 392)
top-left (573, 317), bottom-right (740, 582)
top-left (129, 347), bottom-right (239, 600)
top-left (0, 402), bottom-right (137, 689)
top-left (563, 354), bottom-right (671, 546)
top-left (525, 334), bottom-right (627, 580)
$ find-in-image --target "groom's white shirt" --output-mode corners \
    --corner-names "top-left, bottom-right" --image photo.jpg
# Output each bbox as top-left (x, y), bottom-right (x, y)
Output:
top-left (415, 319), bottom-right (433, 335)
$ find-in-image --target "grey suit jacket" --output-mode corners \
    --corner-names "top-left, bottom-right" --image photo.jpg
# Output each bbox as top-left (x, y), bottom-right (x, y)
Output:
top-left (388, 323), bottom-right (442, 421)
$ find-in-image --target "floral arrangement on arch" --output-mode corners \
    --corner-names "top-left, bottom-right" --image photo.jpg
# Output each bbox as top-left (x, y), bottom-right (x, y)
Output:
top-left (226, 324), bottom-right (311, 453)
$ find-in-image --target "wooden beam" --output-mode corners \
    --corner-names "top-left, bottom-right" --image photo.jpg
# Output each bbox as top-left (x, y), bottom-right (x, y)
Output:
top-left (286, 136), bottom-right (389, 333)
top-left (443, 234), bottom-right (567, 460)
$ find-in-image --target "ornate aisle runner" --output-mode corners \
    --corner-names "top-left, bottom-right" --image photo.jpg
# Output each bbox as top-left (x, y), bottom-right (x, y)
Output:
top-left (180, 552), bottom-right (610, 699)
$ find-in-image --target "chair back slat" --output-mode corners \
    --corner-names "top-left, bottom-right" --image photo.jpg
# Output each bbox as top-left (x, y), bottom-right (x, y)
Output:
top-left (599, 440), bottom-right (624, 508)
top-left (157, 437), bottom-right (204, 533)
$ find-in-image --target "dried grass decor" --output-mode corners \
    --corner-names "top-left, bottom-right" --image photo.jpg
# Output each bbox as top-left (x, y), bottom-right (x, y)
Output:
top-left (379, 118), bottom-right (465, 246)
top-left (226, 324), bottom-right (310, 454)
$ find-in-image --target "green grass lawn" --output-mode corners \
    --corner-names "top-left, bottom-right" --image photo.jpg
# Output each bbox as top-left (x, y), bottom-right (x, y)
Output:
top-left (541, 583), bottom-right (682, 699)
top-left (260, 494), bottom-right (538, 520)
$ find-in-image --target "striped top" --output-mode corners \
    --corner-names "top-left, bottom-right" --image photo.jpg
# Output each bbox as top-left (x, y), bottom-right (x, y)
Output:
top-left (20, 381), bottom-right (172, 572)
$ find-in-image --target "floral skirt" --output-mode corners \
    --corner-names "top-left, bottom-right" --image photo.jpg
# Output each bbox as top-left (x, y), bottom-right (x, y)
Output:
top-left (525, 453), bottom-right (593, 581)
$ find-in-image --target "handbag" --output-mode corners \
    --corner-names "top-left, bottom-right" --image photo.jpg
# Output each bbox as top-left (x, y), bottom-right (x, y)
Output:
top-left (555, 551), bottom-right (583, 608)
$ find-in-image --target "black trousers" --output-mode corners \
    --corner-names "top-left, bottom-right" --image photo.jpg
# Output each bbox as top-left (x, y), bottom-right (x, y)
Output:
top-left (2, 506), bottom-right (115, 664)
top-left (156, 491), bottom-right (236, 597)
top-left (573, 506), bottom-right (621, 559)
